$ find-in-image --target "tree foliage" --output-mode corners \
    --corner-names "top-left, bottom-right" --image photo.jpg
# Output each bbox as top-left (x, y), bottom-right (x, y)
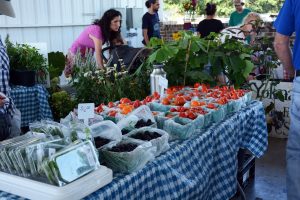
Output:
top-left (164, 0), bottom-right (284, 16)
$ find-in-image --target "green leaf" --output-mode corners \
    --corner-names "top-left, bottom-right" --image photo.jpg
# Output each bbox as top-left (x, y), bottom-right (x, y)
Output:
top-left (186, 71), bottom-right (213, 81)
top-left (274, 90), bottom-right (285, 102)
top-left (265, 102), bottom-right (275, 114)
top-left (239, 53), bottom-right (251, 60)
top-left (229, 56), bottom-right (244, 73)
top-left (243, 60), bottom-right (254, 78)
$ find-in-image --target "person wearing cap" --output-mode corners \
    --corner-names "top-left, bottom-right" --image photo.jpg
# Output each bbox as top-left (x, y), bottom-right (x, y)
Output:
top-left (229, 0), bottom-right (251, 26)
top-left (274, 0), bottom-right (300, 199)
top-left (142, 0), bottom-right (161, 45)
top-left (0, 0), bottom-right (21, 140)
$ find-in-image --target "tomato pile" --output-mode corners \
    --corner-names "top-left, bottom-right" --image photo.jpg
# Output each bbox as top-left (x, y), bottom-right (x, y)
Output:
top-left (94, 84), bottom-right (250, 122)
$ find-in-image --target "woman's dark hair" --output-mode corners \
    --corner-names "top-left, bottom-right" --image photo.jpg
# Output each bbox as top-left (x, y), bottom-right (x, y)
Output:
top-left (145, 0), bottom-right (157, 8)
top-left (93, 9), bottom-right (123, 45)
top-left (205, 3), bottom-right (217, 16)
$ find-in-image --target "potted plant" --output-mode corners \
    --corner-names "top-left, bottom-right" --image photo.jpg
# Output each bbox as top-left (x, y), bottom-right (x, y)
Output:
top-left (145, 31), bottom-right (254, 88)
top-left (5, 35), bottom-right (48, 87)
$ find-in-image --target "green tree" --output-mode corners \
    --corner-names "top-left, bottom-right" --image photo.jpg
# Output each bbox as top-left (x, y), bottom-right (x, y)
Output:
top-left (164, 0), bottom-right (284, 17)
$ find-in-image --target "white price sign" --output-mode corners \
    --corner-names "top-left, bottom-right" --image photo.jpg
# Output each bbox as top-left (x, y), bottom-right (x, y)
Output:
top-left (78, 103), bottom-right (95, 125)
top-left (158, 76), bottom-right (168, 96)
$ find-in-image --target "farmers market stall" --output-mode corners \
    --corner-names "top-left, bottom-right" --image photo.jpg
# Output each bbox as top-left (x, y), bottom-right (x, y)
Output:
top-left (0, 99), bottom-right (267, 200)
top-left (10, 85), bottom-right (53, 127)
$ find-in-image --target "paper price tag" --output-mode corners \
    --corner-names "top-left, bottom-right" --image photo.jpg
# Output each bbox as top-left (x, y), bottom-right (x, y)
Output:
top-left (158, 76), bottom-right (168, 96)
top-left (78, 103), bottom-right (95, 125)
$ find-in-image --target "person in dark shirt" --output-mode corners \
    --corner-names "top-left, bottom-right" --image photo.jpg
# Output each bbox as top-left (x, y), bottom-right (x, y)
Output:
top-left (196, 3), bottom-right (224, 38)
top-left (142, 0), bottom-right (161, 45)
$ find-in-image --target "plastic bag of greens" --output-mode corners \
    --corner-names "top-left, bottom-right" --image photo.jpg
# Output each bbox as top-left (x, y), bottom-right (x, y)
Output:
top-left (1, 135), bottom-right (43, 175)
top-left (100, 140), bottom-right (156, 173)
top-left (25, 138), bottom-right (69, 176)
top-left (117, 105), bottom-right (156, 132)
top-left (41, 140), bottom-right (100, 186)
top-left (29, 120), bottom-right (70, 139)
top-left (125, 127), bottom-right (169, 156)
top-left (69, 122), bottom-right (93, 142)
top-left (163, 114), bottom-right (205, 140)
top-left (12, 137), bottom-right (46, 177)
top-left (0, 133), bottom-right (34, 171)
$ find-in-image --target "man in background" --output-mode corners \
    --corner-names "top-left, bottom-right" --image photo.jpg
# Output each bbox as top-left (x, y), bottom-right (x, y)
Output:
top-left (229, 0), bottom-right (251, 26)
top-left (0, 0), bottom-right (21, 140)
top-left (142, 0), bottom-right (161, 45)
top-left (274, 0), bottom-right (300, 199)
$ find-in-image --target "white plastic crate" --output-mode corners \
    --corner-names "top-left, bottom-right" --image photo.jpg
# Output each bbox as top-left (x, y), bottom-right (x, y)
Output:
top-left (0, 165), bottom-right (112, 200)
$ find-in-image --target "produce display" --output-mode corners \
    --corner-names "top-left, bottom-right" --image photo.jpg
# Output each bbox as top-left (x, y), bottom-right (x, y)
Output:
top-left (0, 83), bottom-right (252, 186)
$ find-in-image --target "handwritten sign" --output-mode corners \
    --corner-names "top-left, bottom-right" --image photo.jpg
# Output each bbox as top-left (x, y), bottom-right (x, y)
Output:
top-left (158, 76), bottom-right (168, 96)
top-left (78, 103), bottom-right (95, 125)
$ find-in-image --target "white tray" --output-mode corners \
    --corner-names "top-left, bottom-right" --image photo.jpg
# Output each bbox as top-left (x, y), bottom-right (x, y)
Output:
top-left (0, 165), bottom-right (112, 200)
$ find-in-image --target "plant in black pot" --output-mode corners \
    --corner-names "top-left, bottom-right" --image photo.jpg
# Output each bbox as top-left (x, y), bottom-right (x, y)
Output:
top-left (5, 36), bottom-right (48, 87)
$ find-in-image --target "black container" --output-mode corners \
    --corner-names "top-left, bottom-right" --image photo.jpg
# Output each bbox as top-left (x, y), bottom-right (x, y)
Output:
top-left (10, 69), bottom-right (36, 87)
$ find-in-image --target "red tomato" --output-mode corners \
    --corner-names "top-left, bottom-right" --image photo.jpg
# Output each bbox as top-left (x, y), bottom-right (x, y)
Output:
top-left (120, 98), bottom-right (131, 104)
top-left (187, 112), bottom-right (197, 120)
top-left (194, 82), bottom-right (201, 88)
top-left (133, 100), bottom-right (141, 108)
top-left (95, 105), bottom-right (103, 113)
top-left (178, 107), bottom-right (188, 112)
top-left (179, 112), bottom-right (187, 118)
top-left (153, 91), bottom-right (160, 100)
top-left (174, 96), bottom-right (185, 106)
top-left (170, 107), bottom-right (177, 112)
top-left (108, 110), bottom-right (117, 117)
top-left (145, 96), bottom-right (152, 103)
top-left (108, 102), bottom-right (115, 108)
top-left (207, 103), bottom-right (216, 109)
top-left (184, 96), bottom-right (191, 101)
top-left (161, 98), bottom-right (170, 105)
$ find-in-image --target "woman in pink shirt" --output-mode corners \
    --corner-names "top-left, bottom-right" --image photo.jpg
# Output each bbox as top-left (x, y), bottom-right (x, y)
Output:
top-left (65, 9), bottom-right (124, 75)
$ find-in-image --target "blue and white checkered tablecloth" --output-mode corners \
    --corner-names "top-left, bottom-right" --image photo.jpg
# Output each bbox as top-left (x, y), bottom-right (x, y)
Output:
top-left (0, 101), bottom-right (268, 200)
top-left (10, 84), bottom-right (53, 127)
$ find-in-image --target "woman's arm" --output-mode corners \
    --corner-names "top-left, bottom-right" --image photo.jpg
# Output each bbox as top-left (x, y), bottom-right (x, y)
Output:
top-left (89, 34), bottom-right (104, 69)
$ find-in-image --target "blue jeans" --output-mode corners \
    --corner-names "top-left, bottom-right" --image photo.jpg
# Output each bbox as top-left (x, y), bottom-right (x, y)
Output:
top-left (287, 77), bottom-right (300, 200)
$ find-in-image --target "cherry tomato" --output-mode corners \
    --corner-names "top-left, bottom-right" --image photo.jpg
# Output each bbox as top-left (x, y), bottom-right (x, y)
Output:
top-left (133, 100), bottom-right (141, 108)
top-left (108, 102), bottom-right (115, 108)
top-left (120, 98), bottom-right (131, 104)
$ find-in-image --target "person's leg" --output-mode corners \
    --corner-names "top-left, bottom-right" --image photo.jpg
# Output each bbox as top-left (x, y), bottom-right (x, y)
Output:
top-left (9, 108), bottom-right (21, 138)
top-left (286, 77), bottom-right (300, 200)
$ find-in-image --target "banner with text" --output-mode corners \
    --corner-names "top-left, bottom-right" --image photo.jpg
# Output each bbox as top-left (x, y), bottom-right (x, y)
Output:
top-left (249, 80), bottom-right (292, 138)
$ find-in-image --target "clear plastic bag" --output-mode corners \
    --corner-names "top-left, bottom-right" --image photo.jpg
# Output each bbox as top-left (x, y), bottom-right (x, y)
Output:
top-left (0, 135), bottom-right (43, 175)
top-left (90, 120), bottom-right (122, 141)
top-left (117, 105), bottom-right (157, 131)
top-left (69, 122), bottom-right (93, 142)
top-left (100, 140), bottom-right (156, 173)
top-left (29, 120), bottom-right (70, 139)
top-left (60, 111), bottom-right (104, 126)
top-left (125, 127), bottom-right (170, 157)
top-left (163, 114), bottom-right (205, 140)
top-left (89, 120), bottom-right (123, 150)
top-left (41, 140), bottom-right (100, 186)
top-left (25, 138), bottom-right (69, 176)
